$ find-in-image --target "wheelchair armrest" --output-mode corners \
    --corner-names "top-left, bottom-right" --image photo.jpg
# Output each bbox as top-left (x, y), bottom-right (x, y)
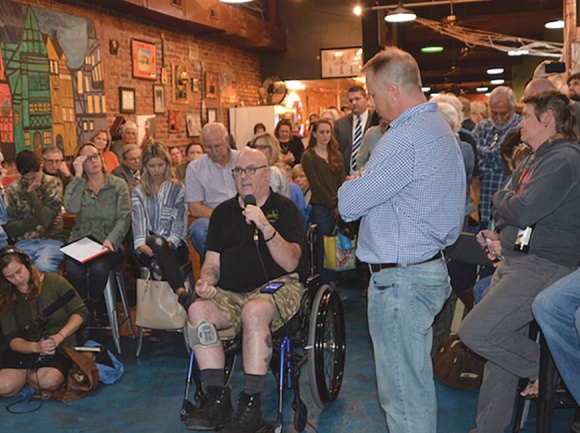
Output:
top-left (305, 274), bottom-right (322, 291)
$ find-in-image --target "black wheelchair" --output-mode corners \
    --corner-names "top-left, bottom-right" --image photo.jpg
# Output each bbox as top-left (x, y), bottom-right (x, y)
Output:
top-left (179, 224), bottom-right (347, 432)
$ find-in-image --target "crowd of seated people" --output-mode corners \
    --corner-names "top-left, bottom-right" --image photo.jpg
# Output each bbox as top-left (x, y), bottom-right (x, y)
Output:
top-left (0, 60), bottom-right (579, 433)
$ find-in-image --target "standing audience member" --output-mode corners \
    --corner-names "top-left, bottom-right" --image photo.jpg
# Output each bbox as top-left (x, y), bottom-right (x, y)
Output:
top-left (274, 120), bottom-right (303, 166)
top-left (132, 142), bottom-right (192, 309)
top-left (186, 122), bottom-right (239, 258)
top-left (302, 119), bottom-right (346, 286)
top-left (301, 113), bottom-right (320, 149)
top-left (111, 121), bottom-right (138, 163)
top-left (0, 247), bottom-right (88, 397)
top-left (458, 91), bottom-right (580, 433)
top-left (42, 147), bottom-right (73, 189)
top-left (319, 108), bottom-right (341, 127)
top-left (249, 132), bottom-right (290, 197)
top-left (473, 86), bottom-right (521, 229)
top-left (338, 47), bottom-right (465, 433)
top-left (5, 151), bottom-right (65, 273)
top-left (245, 123), bottom-right (267, 148)
top-left (112, 144), bottom-right (142, 191)
top-left (459, 96), bottom-right (476, 131)
top-left (334, 85), bottom-right (374, 174)
top-left (64, 143), bottom-right (130, 302)
top-left (291, 164), bottom-right (311, 205)
top-left (91, 129), bottom-right (120, 172)
top-left (470, 101), bottom-right (489, 125)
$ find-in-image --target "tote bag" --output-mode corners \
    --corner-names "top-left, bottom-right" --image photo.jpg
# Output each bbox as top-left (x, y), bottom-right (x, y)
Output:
top-left (323, 229), bottom-right (357, 272)
top-left (136, 278), bottom-right (186, 330)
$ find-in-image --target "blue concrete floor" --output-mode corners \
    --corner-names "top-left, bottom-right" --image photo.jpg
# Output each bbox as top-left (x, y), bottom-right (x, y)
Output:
top-left (1, 279), bottom-right (577, 432)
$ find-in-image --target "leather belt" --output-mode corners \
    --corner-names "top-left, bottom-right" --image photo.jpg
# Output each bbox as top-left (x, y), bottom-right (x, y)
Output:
top-left (369, 251), bottom-right (442, 273)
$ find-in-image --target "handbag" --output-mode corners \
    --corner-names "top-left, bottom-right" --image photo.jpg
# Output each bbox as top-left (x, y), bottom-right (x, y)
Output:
top-left (323, 228), bottom-right (357, 272)
top-left (433, 334), bottom-right (485, 391)
top-left (136, 277), bottom-right (186, 330)
top-left (48, 346), bottom-right (100, 403)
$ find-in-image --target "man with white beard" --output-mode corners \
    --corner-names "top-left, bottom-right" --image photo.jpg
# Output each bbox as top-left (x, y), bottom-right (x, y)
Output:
top-left (473, 86), bottom-right (520, 230)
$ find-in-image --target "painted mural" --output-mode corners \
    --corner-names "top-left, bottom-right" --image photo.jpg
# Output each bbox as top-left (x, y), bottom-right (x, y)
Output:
top-left (0, 0), bottom-right (106, 159)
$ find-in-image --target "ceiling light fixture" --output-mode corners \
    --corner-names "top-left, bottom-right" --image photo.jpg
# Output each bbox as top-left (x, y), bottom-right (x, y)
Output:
top-left (477, 86), bottom-right (489, 92)
top-left (219, 0), bottom-right (252, 3)
top-left (354, 5), bottom-right (362, 16)
top-left (384, 1), bottom-right (417, 23)
top-left (545, 19), bottom-right (564, 29)
top-left (486, 68), bottom-right (504, 75)
top-left (421, 46), bottom-right (444, 53)
top-left (508, 49), bottom-right (529, 57)
top-left (422, 86), bottom-right (431, 92)
top-left (490, 78), bottom-right (505, 85)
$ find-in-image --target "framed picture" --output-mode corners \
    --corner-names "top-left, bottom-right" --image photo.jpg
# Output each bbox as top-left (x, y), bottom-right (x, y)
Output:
top-left (119, 87), bottom-right (135, 114)
top-left (204, 71), bottom-right (219, 99)
top-left (320, 47), bottom-right (363, 78)
top-left (153, 85), bottom-right (165, 114)
top-left (169, 110), bottom-right (180, 133)
top-left (131, 39), bottom-right (157, 80)
top-left (186, 113), bottom-right (201, 137)
top-left (207, 108), bottom-right (217, 124)
top-left (172, 62), bottom-right (189, 104)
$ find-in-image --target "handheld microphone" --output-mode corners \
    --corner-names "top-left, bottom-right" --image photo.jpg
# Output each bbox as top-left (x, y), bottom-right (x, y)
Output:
top-left (244, 194), bottom-right (259, 243)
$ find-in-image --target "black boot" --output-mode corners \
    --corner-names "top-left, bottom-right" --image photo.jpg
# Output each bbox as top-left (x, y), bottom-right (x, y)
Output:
top-left (219, 392), bottom-right (266, 433)
top-left (185, 386), bottom-right (233, 431)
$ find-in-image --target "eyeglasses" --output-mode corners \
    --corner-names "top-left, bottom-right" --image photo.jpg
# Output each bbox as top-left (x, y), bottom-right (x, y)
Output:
top-left (43, 158), bottom-right (63, 165)
top-left (231, 165), bottom-right (267, 177)
top-left (84, 153), bottom-right (100, 162)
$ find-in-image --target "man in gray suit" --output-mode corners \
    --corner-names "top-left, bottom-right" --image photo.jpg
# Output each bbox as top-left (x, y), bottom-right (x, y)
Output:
top-left (334, 85), bottom-right (374, 174)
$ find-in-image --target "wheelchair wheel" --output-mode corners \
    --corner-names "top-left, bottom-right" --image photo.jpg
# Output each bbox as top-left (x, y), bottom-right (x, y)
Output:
top-left (308, 284), bottom-right (346, 408)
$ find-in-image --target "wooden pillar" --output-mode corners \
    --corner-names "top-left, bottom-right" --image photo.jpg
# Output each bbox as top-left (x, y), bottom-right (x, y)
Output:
top-left (361, 0), bottom-right (382, 64)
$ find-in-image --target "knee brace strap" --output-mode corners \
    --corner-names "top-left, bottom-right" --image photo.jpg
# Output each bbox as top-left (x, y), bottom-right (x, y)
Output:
top-left (187, 319), bottom-right (219, 350)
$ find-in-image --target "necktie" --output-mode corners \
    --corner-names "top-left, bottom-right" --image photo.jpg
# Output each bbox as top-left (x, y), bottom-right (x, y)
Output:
top-left (351, 115), bottom-right (362, 173)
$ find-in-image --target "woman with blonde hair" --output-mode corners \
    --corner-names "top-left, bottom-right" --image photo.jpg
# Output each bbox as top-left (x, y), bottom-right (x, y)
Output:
top-left (249, 132), bottom-right (290, 197)
top-left (0, 247), bottom-right (88, 397)
top-left (90, 129), bottom-right (120, 172)
top-left (64, 142), bottom-right (130, 302)
top-left (132, 141), bottom-right (191, 308)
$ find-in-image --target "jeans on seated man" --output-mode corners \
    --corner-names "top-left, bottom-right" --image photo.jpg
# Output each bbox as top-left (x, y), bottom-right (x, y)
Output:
top-left (4, 150), bottom-right (65, 273)
top-left (184, 148), bottom-right (307, 433)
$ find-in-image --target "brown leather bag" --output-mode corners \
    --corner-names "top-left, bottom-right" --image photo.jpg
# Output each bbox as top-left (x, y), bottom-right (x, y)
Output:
top-left (433, 335), bottom-right (485, 391)
top-left (49, 347), bottom-right (99, 402)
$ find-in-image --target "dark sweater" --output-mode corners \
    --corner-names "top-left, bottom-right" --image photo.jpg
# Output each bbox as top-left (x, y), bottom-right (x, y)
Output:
top-left (301, 149), bottom-right (346, 210)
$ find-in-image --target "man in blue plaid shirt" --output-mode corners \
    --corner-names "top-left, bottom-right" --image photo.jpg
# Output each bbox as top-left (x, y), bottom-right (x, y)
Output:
top-left (472, 86), bottom-right (520, 229)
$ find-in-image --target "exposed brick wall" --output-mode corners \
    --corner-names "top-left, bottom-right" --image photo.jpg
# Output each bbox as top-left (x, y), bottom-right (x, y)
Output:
top-left (15, 0), bottom-right (261, 152)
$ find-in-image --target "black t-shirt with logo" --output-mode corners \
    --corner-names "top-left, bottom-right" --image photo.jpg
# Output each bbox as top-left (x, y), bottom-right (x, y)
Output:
top-left (205, 192), bottom-right (307, 293)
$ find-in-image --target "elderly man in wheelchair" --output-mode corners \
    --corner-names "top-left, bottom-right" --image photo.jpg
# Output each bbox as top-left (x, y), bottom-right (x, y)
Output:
top-left (183, 148), bottom-right (311, 432)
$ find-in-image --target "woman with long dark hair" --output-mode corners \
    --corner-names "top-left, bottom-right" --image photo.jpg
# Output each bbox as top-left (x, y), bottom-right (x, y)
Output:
top-left (301, 119), bottom-right (346, 284)
top-left (274, 120), bottom-right (303, 166)
top-left (0, 247), bottom-right (88, 397)
top-left (132, 141), bottom-right (191, 308)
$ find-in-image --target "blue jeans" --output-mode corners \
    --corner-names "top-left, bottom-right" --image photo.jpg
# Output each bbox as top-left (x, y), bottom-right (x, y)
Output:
top-left (16, 239), bottom-right (63, 273)
top-left (188, 218), bottom-right (209, 259)
top-left (309, 205), bottom-right (336, 285)
top-left (368, 257), bottom-right (451, 433)
top-left (533, 269), bottom-right (580, 405)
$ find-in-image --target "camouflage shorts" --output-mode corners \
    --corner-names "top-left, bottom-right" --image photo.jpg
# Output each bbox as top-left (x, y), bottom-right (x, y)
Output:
top-left (213, 273), bottom-right (304, 340)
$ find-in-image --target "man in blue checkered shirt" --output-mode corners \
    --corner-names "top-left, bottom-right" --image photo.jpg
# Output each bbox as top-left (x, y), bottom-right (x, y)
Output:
top-left (472, 86), bottom-right (520, 229)
top-left (338, 47), bottom-right (465, 433)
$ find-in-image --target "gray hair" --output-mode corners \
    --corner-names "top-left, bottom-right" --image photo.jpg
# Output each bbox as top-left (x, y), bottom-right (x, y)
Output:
top-left (121, 121), bottom-right (137, 132)
top-left (121, 144), bottom-right (140, 159)
top-left (436, 102), bottom-right (460, 134)
top-left (361, 47), bottom-right (422, 93)
top-left (200, 122), bottom-right (228, 145)
top-left (430, 93), bottom-right (463, 128)
top-left (489, 86), bottom-right (516, 109)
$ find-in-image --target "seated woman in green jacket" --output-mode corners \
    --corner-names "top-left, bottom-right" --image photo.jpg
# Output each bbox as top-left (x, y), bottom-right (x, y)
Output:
top-left (64, 142), bottom-right (131, 302)
top-left (0, 247), bottom-right (88, 397)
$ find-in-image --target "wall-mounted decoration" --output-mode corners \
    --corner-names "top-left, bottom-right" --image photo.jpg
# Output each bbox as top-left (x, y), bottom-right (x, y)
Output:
top-left (119, 87), bottom-right (136, 113)
top-left (136, 115), bottom-right (156, 146)
top-left (172, 62), bottom-right (189, 104)
top-left (204, 71), bottom-right (219, 99)
top-left (171, 0), bottom-right (184, 8)
top-left (0, 0), bottom-right (107, 158)
top-left (131, 39), bottom-right (157, 80)
top-left (320, 47), bottom-right (363, 78)
top-left (207, 108), bottom-right (217, 124)
top-left (169, 110), bottom-right (180, 133)
top-left (153, 85), bottom-right (165, 114)
top-left (186, 114), bottom-right (201, 137)
top-left (191, 78), bottom-right (200, 93)
top-left (109, 39), bottom-right (119, 55)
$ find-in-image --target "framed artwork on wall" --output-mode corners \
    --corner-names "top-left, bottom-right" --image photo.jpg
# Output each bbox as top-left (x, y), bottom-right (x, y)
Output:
top-left (131, 39), bottom-right (157, 80)
top-left (207, 108), bottom-right (217, 124)
top-left (153, 85), bottom-right (165, 114)
top-left (172, 62), bottom-right (189, 104)
top-left (169, 110), bottom-right (181, 133)
top-left (119, 87), bottom-right (136, 114)
top-left (320, 47), bottom-right (363, 78)
top-left (204, 71), bottom-right (219, 99)
top-left (186, 114), bottom-right (201, 137)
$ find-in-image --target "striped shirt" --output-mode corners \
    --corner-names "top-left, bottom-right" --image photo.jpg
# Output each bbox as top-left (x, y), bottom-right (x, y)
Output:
top-left (131, 180), bottom-right (187, 250)
top-left (338, 102), bottom-right (465, 264)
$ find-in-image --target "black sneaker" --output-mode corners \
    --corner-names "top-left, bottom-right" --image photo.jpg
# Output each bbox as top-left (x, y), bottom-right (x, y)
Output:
top-left (178, 291), bottom-right (195, 311)
top-left (185, 386), bottom-right (233, 431)
top-left (218, 392), bottom-right (266, 433)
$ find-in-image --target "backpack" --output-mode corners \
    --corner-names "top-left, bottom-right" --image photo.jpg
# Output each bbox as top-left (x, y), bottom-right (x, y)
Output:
top-left (433, 334), bottom-right (485, 391)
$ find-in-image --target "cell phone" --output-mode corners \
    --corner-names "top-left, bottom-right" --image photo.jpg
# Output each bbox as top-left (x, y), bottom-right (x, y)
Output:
top-left (545, 62), bottom-right (566, 74)
top-left (260, 282), bottom-right (284, 293)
